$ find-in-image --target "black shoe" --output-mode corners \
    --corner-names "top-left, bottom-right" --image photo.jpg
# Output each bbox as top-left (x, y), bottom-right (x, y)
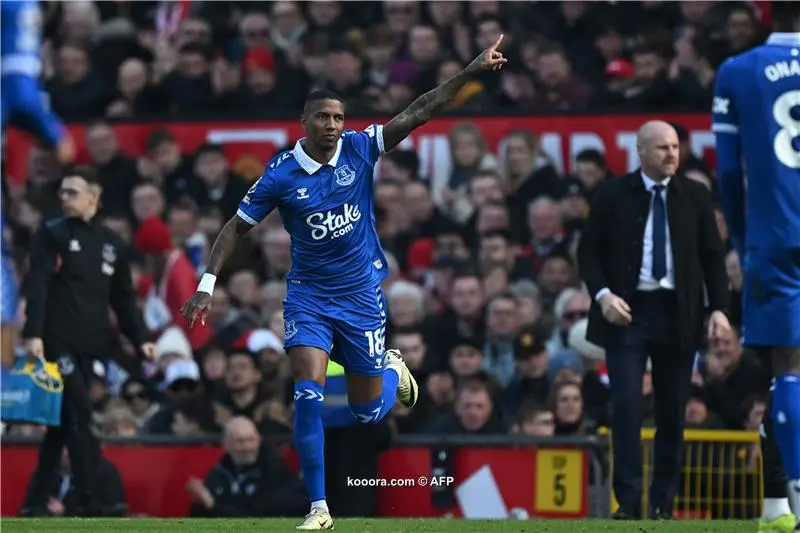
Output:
top-left (612, 510), bottom-right (636, 520)
top-left (19, 506), bottom-right (49, 517)
top-left (650, 508), bottom-right (674, 520)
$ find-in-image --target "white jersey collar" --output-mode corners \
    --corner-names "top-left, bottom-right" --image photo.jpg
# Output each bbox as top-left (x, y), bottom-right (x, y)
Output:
top-left (292, 138), bottom-right (343, 174)
top-left (766, 32), bottom-right (800, 47)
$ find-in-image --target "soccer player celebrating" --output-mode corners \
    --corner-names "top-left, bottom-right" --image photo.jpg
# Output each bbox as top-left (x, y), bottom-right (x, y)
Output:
top-left (713, 3), bottom-right (800, 532)
top-left (181, 36), bottom-right (507, 530)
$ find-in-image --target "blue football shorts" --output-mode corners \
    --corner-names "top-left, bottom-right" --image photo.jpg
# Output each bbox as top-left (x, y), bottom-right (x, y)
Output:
top-left (282, 284), bottom-right (387, 377)
top-left (742, 247), bottom-right (800, 347)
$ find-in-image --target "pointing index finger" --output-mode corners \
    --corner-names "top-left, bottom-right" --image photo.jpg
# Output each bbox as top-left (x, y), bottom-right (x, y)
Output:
top-left (491, 34), bottom-right (504, 51)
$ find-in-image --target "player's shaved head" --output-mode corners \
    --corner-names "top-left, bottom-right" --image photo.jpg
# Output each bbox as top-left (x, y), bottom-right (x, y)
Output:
top-left (303, 89), bottom-right (346, 115)
top-left (637, 121), bottom-right (679, 180)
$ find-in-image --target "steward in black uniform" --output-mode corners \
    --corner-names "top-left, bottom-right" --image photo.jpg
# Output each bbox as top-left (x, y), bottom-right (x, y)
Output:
top-left (21, 166), bottom-right (154, 515)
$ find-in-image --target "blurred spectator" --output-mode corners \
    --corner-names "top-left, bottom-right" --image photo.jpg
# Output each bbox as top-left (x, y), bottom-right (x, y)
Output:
top-left (84, 121), bottom-right (140, 216)
top-left (386, 281), bottom-right (426, 330)
top-left (483, 292), bottom-right (520, 386)
top-left (187, 417), bottom-right (307, 517)
top-left (136, 216), bottom-right (212, 350)
top-left (130, 182), bottom-right (166, 225)
top-left (141, 129), bottom-right (197, 204)
top-left (547, 288), bottom-right (590, 355)
top-left (46, 44), bottom-right (108, 121)
top-left (101, 405), bottom-right (140, 438)
top-left (21, 447), bottom-right (126, 517)
top-left (167, 202), bottom-right (209, 275)
top-left (159, 43), bottom-right (219, 116)
top-left (428, 376), bottom-right (508, 434)
top-left (434, 123), bottom-right (498, 222)
top-left (698, 327), bottom-right (768, 430)
top-left (172, 396), bottom-right (219, 437)
top-left (547, 380), bottom-right (591, 435)
top-left (189, 143), bottom-right (250, 219)
top-left (212, 348), bottom-right (290, 435)
top-left (119, 378), bottom-right (160, 430)
top-left (107, 58), bottom-right (163, 118)
top-left (530, 43), bottom-right (591, 111)
top-left (145, 359), bottom-right (210, 435)
top-left (513, 400), bottom-right (555, 437)
top-left (504, 324), bottom-right (551, 412)
top-left (501, 131), bottom-right (563, 221)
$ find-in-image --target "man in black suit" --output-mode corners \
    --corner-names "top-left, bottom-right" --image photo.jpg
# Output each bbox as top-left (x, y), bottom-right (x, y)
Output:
top-left (577, 121), bottom-right (731, 519)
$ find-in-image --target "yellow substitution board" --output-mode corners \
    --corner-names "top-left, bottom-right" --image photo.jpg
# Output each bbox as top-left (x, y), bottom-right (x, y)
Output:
top-left (533, 448), bottom-right (589, 518)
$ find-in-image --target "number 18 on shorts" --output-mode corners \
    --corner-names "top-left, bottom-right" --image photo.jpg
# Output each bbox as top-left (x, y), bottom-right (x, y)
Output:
top-left (283, 285), bottom-right (388, 377)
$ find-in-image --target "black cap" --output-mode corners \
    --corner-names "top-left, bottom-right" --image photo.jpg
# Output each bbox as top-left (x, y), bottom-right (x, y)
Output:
top-left (514, 324), bottom-right (548, 359)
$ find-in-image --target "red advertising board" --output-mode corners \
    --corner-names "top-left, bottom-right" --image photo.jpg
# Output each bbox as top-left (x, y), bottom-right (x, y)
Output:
top-left (0, 444), bottom-right (590, 519)
top-left (4, 113), bottom-right (713, 186)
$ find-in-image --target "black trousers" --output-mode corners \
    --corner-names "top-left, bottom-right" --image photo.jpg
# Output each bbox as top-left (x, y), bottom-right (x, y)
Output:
top-left (23, 352), bottom-right (101, 514)
top-left (605, 290), bottom-right (694, 516)
top-left (324, 420), bottom-right (390, 517)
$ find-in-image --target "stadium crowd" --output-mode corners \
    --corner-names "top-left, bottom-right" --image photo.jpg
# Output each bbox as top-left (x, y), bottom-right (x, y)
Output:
top-left (1, 0), bottom-right (773, 473)
top-left (27, 0), bottom-right (768, 119)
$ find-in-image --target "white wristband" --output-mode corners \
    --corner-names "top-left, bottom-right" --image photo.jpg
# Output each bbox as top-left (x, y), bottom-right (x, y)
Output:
top-left (197, 273), bottom-right (217, 295)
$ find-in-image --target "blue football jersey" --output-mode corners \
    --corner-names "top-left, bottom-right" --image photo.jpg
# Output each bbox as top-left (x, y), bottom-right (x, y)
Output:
top-left (1, 0), bottom-right (42, 78)
top-left (712, 32), bottom-right (800, 251)
top-left (237, 125), bottom-right (388, 296)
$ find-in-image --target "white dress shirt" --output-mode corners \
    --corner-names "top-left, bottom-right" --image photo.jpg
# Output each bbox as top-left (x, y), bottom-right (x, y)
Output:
top-left (595, 172), bottom-right (675, 302)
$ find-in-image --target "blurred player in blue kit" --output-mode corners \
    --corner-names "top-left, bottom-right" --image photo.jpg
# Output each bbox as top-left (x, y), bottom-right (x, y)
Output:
top-left (1, 0), bottom-right (74, 163)
top-left (713, 3), bottom-right (800, 532)
top-left (181, 36), bottom-right (507, 530)
top-left (1, 0), bottom-right (73, 366)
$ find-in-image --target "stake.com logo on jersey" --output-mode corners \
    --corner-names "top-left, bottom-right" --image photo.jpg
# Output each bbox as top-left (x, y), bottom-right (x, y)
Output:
top-left (306, 203), bottom-right (362, 240)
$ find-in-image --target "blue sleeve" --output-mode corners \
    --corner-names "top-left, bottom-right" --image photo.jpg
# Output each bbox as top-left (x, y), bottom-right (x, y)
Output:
top-left (236, 169), bottom-right (280, 225)
top-left (348, 124), bottom-right (385, 165)
top-left (712, 59), bottom-right (745, 255)
top-left (1, 1), bottom-right (64, 146)
top-left (3, 75), bottom-right (64, 146)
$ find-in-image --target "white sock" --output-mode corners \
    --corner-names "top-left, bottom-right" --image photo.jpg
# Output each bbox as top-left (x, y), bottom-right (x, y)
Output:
top-left (788, 480), bottom-right (800, 516)
top-left (311, 499), bottom-right (329, 513)
top-left (762, 497), bottom-right (792, 520)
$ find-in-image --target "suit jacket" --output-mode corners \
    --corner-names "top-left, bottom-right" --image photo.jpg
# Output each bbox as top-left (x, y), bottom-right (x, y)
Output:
top-left (577, 170), bottom-right (729, 353)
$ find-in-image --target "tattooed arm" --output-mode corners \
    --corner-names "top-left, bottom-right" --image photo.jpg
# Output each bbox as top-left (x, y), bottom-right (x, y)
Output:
top-left (205, 215), bottom-right (253, 276)
top-left (382, 35), bottom-right (507, 152)
top-left (180, 215), bottom-right (252, 327)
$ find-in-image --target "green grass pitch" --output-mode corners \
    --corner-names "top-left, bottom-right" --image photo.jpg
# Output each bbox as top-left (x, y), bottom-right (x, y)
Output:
top-left (0, 518), bottom-right (759, 532)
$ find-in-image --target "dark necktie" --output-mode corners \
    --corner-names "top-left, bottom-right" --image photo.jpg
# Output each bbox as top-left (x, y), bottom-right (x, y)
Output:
top-left (651, 184), bottom-right (667, 281)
